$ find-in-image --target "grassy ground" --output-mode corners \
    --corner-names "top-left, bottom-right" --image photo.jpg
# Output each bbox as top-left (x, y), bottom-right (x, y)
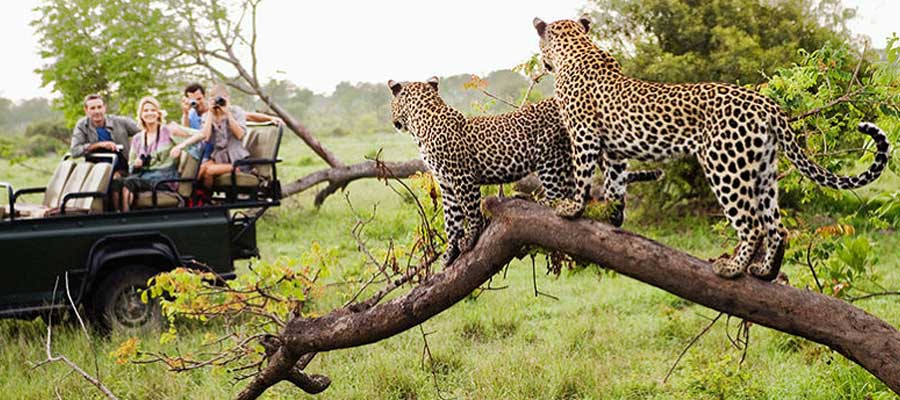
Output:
top-left (0, 132), bottom-right (898, 399)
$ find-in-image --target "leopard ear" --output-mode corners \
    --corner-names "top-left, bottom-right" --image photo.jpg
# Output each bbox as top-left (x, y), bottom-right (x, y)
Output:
top-left (578, 15), bottom-right (591, 34)
top-left (533, 17), bottom-right (547, 38)
top-left (426, 76), bottom-right (439, 91)
top-left (388, 80), bottom-right (403, 96)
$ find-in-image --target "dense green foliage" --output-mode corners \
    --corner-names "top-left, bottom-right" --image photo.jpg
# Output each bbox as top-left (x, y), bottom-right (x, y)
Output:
top-left (32, 0), bottom-right (178, 124)
top-left (587, 0), bottom-right (854, 84)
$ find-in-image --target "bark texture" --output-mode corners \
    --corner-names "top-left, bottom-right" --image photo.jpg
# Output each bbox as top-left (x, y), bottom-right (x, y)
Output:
top-left (238, 197), bottom-right (900, 399)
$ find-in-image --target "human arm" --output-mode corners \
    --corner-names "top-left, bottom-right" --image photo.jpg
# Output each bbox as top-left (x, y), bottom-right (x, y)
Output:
top-left (224, 106), bottom-right (246, 141)
top-left (121, 116), bottom-right (142, 137)
top-left (129, 134), bottom-right (142, 170)
top-left (168, 124), bottom-right (206, 158)
top-left (69, 122), bottom-right (90, 157)
top-left (70, 121), bottom-right (117, 156)
top-left (246, 111), bottom-right (283, 126)
top-left (181, 97), bottom-right (192, 127)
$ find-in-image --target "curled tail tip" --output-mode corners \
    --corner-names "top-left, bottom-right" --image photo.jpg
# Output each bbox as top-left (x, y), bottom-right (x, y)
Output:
top-left (858, 122), bottom-right (890, 152)
top-left (858, 122), bottom-right (884, 138)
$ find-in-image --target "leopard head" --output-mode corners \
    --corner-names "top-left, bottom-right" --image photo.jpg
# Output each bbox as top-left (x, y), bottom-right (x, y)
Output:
top-left (533, 16), bottom-right (592, 73)
top-left (388, 77), bottom-right (440, 136)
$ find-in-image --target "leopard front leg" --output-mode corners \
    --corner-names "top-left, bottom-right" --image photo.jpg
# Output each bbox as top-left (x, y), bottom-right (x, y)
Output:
top-left (437, 181), bottom-right (465, 266)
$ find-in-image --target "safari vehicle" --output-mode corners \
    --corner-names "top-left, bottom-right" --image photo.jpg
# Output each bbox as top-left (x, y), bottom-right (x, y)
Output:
top-left (0, 122), bottom-right (283, 331)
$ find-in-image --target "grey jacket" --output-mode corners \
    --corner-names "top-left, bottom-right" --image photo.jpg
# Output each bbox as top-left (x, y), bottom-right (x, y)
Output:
top-left (70, 115), bottom-right (142, 158)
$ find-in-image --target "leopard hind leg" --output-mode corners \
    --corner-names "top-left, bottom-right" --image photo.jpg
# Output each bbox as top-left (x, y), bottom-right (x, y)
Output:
top-left (601, 154), bottom-right (629, 227)
top-left (747, 143), bottom-right (786, 281)
top-left (701, 144), bottom-right (765, 278)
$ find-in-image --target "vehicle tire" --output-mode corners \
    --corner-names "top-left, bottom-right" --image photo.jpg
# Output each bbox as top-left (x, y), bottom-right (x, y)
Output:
top-left (90, 265), bottom-right (163, 334)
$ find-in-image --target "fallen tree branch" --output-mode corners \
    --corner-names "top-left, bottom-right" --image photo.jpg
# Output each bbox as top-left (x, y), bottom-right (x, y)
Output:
top-left (237, 197), bottom-right (900, 398)
top-left (281, 159), bottom-right (428, 204)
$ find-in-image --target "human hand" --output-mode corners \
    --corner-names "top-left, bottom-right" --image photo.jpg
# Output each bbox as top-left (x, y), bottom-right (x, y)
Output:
top-left (100, 141), bottom-right (118, 151)
top-left (272, 116), bottom-right (284, 126)
top-left (182, 97), bottom-right (192, 114)
top-left (133, 158), bottom-right (144, 169)
top-left (169, 145), bottom-right (183, 159)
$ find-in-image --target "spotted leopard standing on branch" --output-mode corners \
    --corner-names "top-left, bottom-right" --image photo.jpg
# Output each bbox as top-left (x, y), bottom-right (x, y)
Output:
top-left (389, 78), bottom-right (661, 265)
top-left (532, 16), bottom-right (891, 280)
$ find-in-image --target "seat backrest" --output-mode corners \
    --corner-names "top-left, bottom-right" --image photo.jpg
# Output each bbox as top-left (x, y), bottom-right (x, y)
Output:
top-left (43, 159), bottom-right (76, 208)
top-left (76, 162), bottom-right (112, 212)
top-left (59, 163), bottom-right (93, 209)
top-left (242, 124), bottom-right (281, 180)
top-left (177, 151), bottom-right (201, 198)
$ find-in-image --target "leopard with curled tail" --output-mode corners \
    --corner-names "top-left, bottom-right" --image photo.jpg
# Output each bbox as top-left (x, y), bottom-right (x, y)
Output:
top-left (532, 16), bottom-right (890, 280)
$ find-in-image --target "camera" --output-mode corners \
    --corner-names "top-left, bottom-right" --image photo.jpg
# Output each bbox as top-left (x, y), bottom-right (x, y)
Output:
top-left (189, 99), bottom-right (198, 108)
top-left (139, 153), bottom-right (152, 167)
top-left (214, 96), bottom-right (227, 107)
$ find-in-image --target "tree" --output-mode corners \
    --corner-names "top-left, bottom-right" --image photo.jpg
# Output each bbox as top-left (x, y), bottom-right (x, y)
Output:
top-left (135, 196), bottom-right (900, 399)
top-left (32, 0), bottom-right (180, 124)
top-left (586, 0), bottom-right (855, 84)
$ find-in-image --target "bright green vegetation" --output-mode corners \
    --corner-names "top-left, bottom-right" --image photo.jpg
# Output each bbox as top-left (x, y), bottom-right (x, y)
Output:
top-left (1, 133), bottom-right (898, 399)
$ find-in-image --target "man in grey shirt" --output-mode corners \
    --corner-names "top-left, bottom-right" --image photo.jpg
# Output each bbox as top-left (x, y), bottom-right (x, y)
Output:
top-left (70, 94), bottom-right (141, 175)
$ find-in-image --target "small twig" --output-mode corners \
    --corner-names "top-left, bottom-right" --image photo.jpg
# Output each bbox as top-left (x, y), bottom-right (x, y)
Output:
top-left (531, 255), bottom-right (559, 301)
top-left (34, 276), bottom-right (120, 400)
top-left (789, 88), bottom-right (863, 122)
top-left (520, 72), bottom-right (547, 108)
top-left (480, 89), bottom-right (517, 109)
top-left (419, 325), bottom-right (450, 400)
top-left (848, 291), bottom-right (900, 303)
top-left (806, 242), bottom-right (824, 293)
top-left (663, 312), bottom-right (723, 383)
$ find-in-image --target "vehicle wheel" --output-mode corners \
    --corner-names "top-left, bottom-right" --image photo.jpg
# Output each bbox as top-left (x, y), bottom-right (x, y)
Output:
top-left (90, 265), bottom-right (163, 334)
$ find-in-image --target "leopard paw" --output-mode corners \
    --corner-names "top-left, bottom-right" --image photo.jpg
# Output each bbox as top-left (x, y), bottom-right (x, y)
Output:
top-left (554, 199), bottom-right (584, 218)
top-left (609, 203), bottom-right (624, 227)
top-left (713, 257), bottom-right (742, 279)
top-left (459, 231), bottom-right (480, 253)
top-left (441, 245), bottom-right (461, 267)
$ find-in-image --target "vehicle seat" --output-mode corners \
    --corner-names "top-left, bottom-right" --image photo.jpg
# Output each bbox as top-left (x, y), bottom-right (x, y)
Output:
top-left (71, 162), bottom-right (113, 213)
top-left (7, 159), bottom-right (76, 217)
top-left (213, 122), bottom-right (282, 201)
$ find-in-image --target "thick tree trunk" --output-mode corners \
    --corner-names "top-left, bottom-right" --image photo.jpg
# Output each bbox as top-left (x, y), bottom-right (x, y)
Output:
top-left (237, 197), bottom-right (900, 399)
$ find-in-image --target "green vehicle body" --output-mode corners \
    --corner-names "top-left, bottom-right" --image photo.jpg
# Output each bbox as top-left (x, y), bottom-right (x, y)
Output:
top-left (0, 123), bottom-right (282, 325)
top-left (0, 204), bottom-right (260, 319)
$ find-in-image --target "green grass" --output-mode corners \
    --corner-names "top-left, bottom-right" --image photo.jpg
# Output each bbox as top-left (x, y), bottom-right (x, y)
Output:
top-left (1, 132), bottom-right (899, 399)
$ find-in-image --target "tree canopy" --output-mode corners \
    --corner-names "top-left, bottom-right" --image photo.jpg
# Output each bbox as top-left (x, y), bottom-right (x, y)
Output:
top-left (586, 0), bottom-right (856, 84)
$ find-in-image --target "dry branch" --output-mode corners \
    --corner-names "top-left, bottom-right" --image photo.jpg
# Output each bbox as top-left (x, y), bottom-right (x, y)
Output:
top-left (282, 159), bottom-right (428, 204)
top-left (237, 197), bottom-right (900, 398)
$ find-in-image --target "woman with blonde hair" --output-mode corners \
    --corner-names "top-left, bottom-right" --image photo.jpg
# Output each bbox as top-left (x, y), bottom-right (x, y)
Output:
top-left (117, 96), bottom-right (205, 211)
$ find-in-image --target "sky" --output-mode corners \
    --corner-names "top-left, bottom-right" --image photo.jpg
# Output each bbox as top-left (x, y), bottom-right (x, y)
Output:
top-left (1, 0), bottom-right (897, 102)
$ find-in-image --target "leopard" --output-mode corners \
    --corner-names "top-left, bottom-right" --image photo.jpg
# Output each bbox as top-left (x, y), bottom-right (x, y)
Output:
top-left (389, 77), bottom-right (662, 265)
top-left (532, 16), bottom-right (891, 280)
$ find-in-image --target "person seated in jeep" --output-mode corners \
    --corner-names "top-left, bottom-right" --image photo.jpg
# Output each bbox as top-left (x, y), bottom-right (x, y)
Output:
top-left (70, 93), bottom-right (142, 178)
top-left (116, 96), bottom-right (205, 211)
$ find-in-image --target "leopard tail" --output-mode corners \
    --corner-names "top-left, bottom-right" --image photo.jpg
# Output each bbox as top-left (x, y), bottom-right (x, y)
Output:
top-left (779, 121), bottom-right (890, 189)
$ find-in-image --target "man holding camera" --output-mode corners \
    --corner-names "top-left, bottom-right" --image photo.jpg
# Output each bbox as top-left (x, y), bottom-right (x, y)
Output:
top-left (181, 82), bottom-right (283, 132)
top-left (71, 93), bottom-right (142, 176)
